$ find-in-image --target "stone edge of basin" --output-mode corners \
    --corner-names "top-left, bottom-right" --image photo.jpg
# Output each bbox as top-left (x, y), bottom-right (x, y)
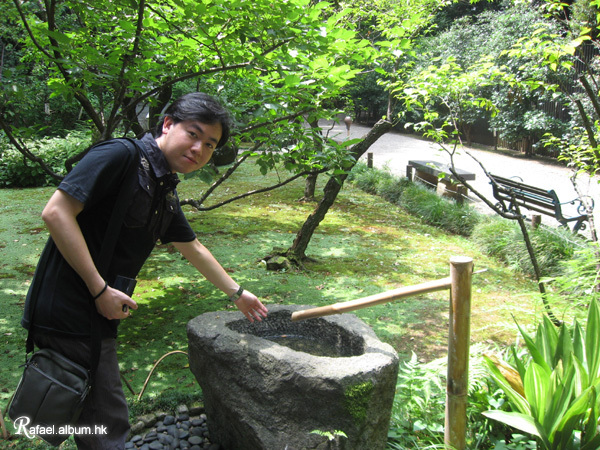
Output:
top-left (187, 304), bottom-right (399, 375)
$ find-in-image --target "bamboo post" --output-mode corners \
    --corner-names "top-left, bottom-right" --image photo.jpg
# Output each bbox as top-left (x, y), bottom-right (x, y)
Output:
top-left (444, 256), bottom-right (473, 450)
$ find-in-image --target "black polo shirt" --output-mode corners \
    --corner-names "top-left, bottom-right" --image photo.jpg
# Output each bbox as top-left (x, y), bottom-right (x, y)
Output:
top-left (22, 134), bottom-right (196, 338)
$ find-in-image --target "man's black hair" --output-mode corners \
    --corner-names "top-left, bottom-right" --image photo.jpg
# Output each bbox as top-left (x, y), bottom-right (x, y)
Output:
top-left (154, 92), bottom-right (231, 148)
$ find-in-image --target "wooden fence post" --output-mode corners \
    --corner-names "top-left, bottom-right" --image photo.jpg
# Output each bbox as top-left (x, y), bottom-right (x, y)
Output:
top-left (445, 256), bottom-right (473, 450)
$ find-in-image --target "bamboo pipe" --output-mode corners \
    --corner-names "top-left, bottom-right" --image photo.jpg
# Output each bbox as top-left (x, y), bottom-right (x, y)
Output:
top-left (290, 277), bottom-right (452, 322)
top-left (290, 268), bottom-right (485, 322)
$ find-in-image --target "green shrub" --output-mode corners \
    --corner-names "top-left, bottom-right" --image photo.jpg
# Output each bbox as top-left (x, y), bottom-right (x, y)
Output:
top-left (544, 242), bottom-right (600, 307)
top-left (399, 182), bottom-right (481, 236)
top-left (0, 131), bottom-right (90, 188)
top-left (348, 164), bottom-right (480, 236)
top-left (387, 346), bottom-right (512, 449)
top-left (484, 300), bottom-right (600, 449)
top-left (347, 162), bottom-right (382, 194)
top-left (471, 216), bottom-right (581, 278)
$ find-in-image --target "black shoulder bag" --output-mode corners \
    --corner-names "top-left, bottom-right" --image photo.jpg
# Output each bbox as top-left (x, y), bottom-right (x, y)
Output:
top-left (7, 138), bottom-right (140, 447)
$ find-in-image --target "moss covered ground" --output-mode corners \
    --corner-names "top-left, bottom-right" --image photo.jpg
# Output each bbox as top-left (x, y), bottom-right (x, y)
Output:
top-left (0, 159), bottom-right (574, 448)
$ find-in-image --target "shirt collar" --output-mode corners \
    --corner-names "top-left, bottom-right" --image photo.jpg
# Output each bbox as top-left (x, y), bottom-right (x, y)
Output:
top-left (139, 133), bottom-right (180, 187)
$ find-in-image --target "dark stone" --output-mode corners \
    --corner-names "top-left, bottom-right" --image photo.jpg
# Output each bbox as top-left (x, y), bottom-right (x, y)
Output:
top-left (265, 255), bottom-right (291, 271)
top-left (163, 415), bottom-right (176, 426)
top-left (187, 304), bottom-right (399, 450)
top-left (143, 430), bottom-right (158, 442)
top-left (179, 429), bottom-right (190, 440)
top-left (148, 441), bottom-right (164, 450)
top-left (188, 436), bottom-right (203, 446)
top-left (191, 427), bottom-right (204, 437)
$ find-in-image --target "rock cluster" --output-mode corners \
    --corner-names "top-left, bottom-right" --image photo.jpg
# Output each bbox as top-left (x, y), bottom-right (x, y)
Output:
top-left (125, 404), bottom-right (220, 450)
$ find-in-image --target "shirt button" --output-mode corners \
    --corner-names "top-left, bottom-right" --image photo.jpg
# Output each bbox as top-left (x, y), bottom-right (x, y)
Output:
top-left (160, 182), bottom-right (164, 186)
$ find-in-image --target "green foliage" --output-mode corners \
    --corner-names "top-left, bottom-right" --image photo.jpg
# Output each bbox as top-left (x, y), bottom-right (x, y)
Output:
top-left (0, 130), bottom-right (90, 187)
top-left (349, 163), bottom-right (479, 236)
top-left (2, 0), bottom-right (374, 180)
top-left (471, 216), bottom-right (581, 278)
top-left (387, 346), bottom-right (511, 449)
top-left (128, 390), bottom-right (203, 420)
top-left (544, 243), bottom-right (600, 308)
top-left (484, 300), bottom-right (600, 449)
top-left (399, 182), bottom-right (480, 236)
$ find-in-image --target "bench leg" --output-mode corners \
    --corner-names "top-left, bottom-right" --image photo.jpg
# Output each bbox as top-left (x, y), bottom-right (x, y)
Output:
top-left (437, 178), bottom-right (468, 204)
top-left (415, 170), bottom-right (439, 189)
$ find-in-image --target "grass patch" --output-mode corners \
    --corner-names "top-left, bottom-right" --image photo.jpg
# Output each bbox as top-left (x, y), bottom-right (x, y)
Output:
top-left (0, 157), bottom-right (585, 446)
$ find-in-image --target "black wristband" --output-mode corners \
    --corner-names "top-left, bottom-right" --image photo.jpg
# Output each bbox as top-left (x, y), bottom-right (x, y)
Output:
top-left (229, 286), bottom-right (244, 302)
top-left (92, 282), bottom-right (108, 300)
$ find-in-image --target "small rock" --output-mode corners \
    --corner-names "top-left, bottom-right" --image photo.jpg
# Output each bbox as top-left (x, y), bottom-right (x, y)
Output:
top-left (140, 414), bottom-right (157, 427)
top-left (163, 415), bottom-right (176, 426)
top-left (167, 425), bottom-right (178, 437)
top-left (191, 419), bottom-right (203, 427)
top-left (143, 430), bottom-right (158, 442)
top-left (179, 429), bottom-right (190, 440)
top-left (131, 421), bottom-right (146, 434)
top-left (177, 404), bottom-right (189, 415)
top-left (188, 436), bottom-right (203, 446)
top-left (177, 413), bottom-right (190, 422)
top-left (148, 441), bottom-right (163, 450)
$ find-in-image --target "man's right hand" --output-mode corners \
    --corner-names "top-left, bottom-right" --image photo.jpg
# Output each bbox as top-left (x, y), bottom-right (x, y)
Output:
top-left (95, 286), bottom-right (138, 319)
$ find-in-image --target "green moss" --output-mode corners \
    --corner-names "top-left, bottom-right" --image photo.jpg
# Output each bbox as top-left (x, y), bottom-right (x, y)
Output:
top-left (344, 381), bottom-right (374, 423)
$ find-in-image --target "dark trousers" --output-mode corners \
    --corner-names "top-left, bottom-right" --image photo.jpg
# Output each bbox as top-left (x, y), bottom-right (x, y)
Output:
top-left (34, 334), bottom-right (130, 449)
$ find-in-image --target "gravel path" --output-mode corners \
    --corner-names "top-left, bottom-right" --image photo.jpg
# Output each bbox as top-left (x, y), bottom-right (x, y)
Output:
top-left (322, 120), bottom-right (600, 233)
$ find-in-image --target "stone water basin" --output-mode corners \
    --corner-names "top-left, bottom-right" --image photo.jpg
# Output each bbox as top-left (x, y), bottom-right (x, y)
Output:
top-left (187, 304), bottom-right (398, 450)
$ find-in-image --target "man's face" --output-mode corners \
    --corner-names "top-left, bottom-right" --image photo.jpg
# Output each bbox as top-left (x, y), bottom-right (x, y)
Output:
top-left (156, 116), bottom-right (223, 174)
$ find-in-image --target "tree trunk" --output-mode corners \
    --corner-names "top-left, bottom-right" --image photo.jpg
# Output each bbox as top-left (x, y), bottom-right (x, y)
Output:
top-left (300, 119), bottom-right (324, 202)
top-left (303, 173), bottom-right (318, 201)
top-left (286, 119), bottom-right (392, 262)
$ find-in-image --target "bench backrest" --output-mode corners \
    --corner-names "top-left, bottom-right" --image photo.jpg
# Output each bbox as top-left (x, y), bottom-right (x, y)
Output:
top-left (489, 174), bottom-right (560, 216)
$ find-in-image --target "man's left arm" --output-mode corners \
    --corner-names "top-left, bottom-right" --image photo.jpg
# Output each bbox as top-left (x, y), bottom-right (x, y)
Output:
top-left (172, 239), bottom-right (268, 322)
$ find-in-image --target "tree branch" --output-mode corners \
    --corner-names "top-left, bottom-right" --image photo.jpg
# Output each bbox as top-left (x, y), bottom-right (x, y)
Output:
top-left (105, 0), bottom-right (147, 136)
top-left (0, 114), bottom-right (64, 181)
top-left (181, 167), bottom-right (327, 211)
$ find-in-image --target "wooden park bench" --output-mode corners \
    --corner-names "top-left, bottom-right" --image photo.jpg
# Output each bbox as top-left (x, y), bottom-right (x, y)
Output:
top-left (406, 160), bottom-right (476, 204)
top-left (489, 173), bottom-right (592, 233)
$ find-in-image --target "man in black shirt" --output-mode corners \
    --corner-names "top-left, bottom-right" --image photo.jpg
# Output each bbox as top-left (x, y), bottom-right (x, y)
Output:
top-left (22, 93), bottom-right (268, 448)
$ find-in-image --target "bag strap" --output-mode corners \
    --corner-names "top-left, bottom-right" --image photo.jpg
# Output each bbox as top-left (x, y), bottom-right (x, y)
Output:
top-left (26, 138), bottom-right (141, 379)
top-left (88, 138), bottom-right (140, 376)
